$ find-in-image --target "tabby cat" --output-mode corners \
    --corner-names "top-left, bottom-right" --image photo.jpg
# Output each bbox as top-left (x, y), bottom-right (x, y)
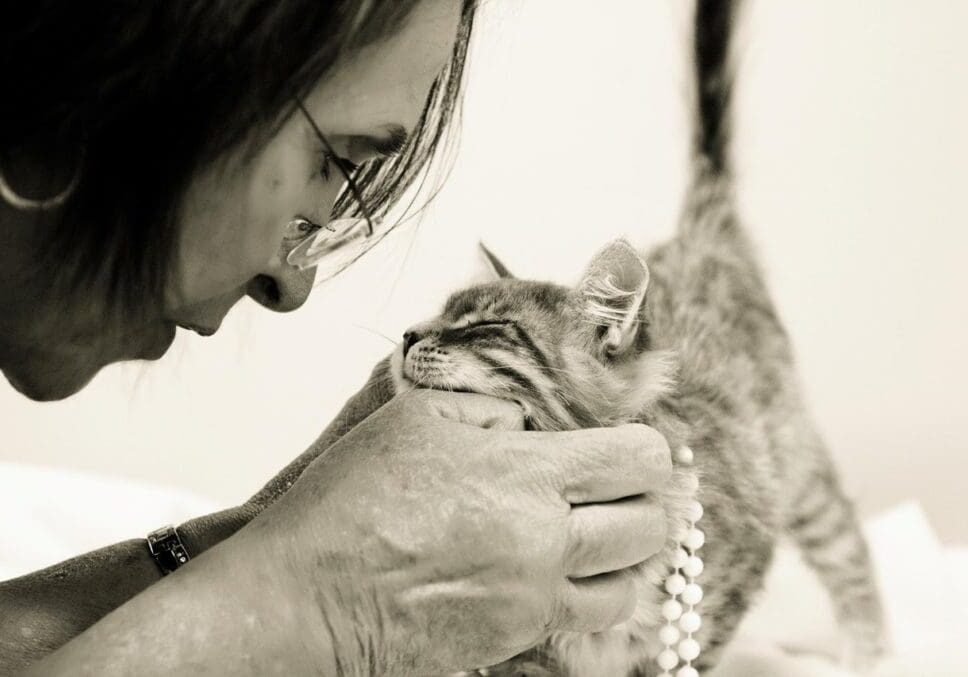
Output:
top-left (380, 1), bottom-right (888, 675)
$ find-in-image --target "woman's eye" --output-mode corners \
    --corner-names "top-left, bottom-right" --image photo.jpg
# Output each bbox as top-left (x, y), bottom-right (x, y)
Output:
top-left (283, 218), bottom-right (322, 242)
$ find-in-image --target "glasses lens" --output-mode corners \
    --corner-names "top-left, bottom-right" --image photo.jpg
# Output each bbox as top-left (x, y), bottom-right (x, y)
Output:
top-left (286, 217), bottom-right (387, 276)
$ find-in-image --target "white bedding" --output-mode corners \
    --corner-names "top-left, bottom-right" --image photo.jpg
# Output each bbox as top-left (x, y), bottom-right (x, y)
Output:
top-left (2, 461), bottom-right (965, 675)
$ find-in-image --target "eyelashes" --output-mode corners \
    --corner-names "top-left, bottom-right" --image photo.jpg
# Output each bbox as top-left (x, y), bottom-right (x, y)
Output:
top-left (319, 152), bottom-right (361, 181)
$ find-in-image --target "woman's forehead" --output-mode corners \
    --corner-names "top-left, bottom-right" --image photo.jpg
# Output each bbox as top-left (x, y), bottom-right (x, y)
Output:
top-left (301, 0), bottom-right (461, 140)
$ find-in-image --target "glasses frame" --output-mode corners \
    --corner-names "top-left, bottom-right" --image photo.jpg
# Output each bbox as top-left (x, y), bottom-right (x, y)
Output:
top-left (286, 100), bottom-right (388, 278)
top-left (296, 99), bottom-right (376, 237)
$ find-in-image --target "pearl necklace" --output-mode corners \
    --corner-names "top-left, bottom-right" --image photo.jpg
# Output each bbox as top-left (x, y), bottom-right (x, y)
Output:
top-left (656, 445), bottom-right (705, 677)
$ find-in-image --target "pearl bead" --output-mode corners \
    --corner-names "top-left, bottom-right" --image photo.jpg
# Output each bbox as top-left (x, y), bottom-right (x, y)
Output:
top-left (683, 555), bottom-right (704, 578)
top-left (675, 445), bottom-right (694, 465)
top-left (672, 547), bottom-right (689, 569)
top-left (686, 499), bottom-right (703, 522)
top-left (676, 667), bottom-right (699, 677)
top-left (665, 573), bottom-right (687, 595)
top-left (681, 583), bottom-right (703, 605)
top-left (679, 610), bottom-right (702, 633)
top-left (662, 599), bottom-right (683, 621)
top-left (657, 648), bottom-right (679, 671)
top-left (678, 637), bottom-right (701, 661)
top-left (683, 527), bottom-right (705, 551)
top-left (659, 623), bottom-right (680, 646)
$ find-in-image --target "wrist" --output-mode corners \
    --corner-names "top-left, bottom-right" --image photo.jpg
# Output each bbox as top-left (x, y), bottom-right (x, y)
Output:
top-left (214, 519), bottom-right (345, 674)
top-left (177, 504), bottom-right (258, 558)
top-left (240, 499), bottom-right (394, 674)
top-left (27, 528), bottom-right (340, 676)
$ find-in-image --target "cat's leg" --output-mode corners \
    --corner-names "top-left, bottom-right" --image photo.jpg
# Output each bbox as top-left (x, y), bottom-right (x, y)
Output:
top-left (785, 463), bottom-right (888, 671)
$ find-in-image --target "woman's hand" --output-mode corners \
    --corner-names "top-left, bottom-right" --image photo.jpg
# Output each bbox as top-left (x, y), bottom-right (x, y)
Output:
top-left (23, 387), bottom-right (671, 676)
top-left (245, 388), bottom-right (672, 674)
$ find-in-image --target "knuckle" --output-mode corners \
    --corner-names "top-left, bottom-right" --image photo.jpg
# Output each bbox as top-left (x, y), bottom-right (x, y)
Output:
top-left (537, 586), bottom-right (561, 636)
top-left (564, 518), bottom-right (583, 564)
top-left (551, 587), bottom-right (581, 632)
top-left (474, 596), bottom-right (543, 663)
top-left (505, 583), bottom-right (555, 643)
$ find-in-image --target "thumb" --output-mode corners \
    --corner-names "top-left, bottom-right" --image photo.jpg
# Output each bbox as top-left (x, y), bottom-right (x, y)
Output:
top-left (406, 389), bottom-right (526, 431)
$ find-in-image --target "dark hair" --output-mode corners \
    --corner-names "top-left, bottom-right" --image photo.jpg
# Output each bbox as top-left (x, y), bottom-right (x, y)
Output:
top-left (0, 0), bottom-right (475, 329)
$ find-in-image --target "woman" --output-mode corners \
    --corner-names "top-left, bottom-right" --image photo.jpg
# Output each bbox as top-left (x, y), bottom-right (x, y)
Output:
top-left (0, 1), bottom-right (672, 674)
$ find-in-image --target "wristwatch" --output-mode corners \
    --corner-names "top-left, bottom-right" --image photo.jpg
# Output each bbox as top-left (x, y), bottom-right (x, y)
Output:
top-left (146, 525), bottom-right (190, 575)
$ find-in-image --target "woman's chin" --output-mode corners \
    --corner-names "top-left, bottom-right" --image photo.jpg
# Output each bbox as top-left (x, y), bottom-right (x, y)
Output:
top-left (3, 322), bottom-right (177, 401)
top-left (137, 322), bottom-right (177, 361)
top-left (3, 366), bottom-right (99, 402)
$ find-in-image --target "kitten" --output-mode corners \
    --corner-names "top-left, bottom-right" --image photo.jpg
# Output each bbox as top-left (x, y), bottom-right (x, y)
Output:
top-left (384, 1), bottom-right (887, 674)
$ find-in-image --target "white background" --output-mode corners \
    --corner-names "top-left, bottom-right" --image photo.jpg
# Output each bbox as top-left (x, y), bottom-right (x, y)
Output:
top-left (3, 1), bottom-right (966, 541)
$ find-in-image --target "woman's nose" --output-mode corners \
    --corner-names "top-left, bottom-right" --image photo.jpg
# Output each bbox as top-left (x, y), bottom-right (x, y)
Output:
top-left (246, 261), bottom-right (316, 313)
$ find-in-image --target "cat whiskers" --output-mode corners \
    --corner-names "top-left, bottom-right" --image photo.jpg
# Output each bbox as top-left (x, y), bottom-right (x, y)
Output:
top-left (352, 324), bottom-right (398, 347)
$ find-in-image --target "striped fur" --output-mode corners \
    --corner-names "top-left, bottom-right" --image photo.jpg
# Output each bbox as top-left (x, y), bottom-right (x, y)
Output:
top-left (385, 1), bottom-right (886, 674)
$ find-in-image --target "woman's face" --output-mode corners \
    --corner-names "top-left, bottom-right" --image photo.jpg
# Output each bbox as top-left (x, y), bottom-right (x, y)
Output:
top-left (1, 0), bottom-right (461, 401)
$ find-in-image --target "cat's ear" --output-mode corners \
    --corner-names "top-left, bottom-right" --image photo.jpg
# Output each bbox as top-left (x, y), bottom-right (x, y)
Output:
top-left (576, 239), bottom-right (650, 358)
top-left (479, 242), bottom-right (515, 279)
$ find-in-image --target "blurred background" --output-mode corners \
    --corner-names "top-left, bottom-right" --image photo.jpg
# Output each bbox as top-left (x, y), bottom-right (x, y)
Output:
top-left (2, 0), bottom-right (966, 544)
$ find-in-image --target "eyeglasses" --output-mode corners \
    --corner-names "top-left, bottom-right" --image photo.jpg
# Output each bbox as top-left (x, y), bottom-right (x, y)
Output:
top-left (285, 101), bottom-right (394, 280)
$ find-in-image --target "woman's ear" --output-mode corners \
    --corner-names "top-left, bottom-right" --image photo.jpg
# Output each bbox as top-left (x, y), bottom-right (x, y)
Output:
top-left (479, 242), bottom-right (515, 279)
top-left (576, 239), bottom-right (650, 358)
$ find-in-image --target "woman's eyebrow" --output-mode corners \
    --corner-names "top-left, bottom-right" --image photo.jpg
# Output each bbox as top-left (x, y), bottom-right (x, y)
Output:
top-left (356, 124), bottom-right (409, 157)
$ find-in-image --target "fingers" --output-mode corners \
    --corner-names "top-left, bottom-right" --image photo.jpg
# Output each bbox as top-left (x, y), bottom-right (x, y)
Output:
top-left (529, 424), bottom-right (672, 503)
top-left (564, 495), bottom-right (667, 577)
top-left (403, 389), bottom-right (526, 431)
top-left (556, 571), bottom-right (637, 632)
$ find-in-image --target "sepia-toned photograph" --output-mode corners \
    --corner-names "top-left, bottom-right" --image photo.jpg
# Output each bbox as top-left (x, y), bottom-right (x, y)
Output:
top-left (1, 1), bottom-right (965, 675)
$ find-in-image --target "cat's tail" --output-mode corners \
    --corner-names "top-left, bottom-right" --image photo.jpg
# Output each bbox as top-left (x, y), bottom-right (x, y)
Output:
top-left (678, 0), bottom-right (744, 246)
top-left (693, 0), bottom-right (736, 178)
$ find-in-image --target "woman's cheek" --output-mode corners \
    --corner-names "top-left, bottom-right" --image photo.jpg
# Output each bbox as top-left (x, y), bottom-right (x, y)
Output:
top-left (168, 145), bottom-right (288, 308)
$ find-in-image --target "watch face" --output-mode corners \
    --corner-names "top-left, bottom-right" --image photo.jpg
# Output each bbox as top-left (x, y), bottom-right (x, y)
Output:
top-left (147, 525), bottom-right (177, 550)
top-left (146, 526), bottom-right (189, 573)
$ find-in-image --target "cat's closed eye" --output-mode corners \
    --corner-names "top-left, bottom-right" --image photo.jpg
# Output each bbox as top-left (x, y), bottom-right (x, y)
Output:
top-left (465, 319), bottom-right (512, 329)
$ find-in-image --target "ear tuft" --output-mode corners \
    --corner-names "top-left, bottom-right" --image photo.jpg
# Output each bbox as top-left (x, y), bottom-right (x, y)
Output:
top-left (577, 239), bottom-right (650, 358)
top-left (479, 242), bottom-right (515, 279)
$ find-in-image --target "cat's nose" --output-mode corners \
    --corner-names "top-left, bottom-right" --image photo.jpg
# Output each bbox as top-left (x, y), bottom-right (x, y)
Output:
top-left (402, 330), bottom-right (421, 357)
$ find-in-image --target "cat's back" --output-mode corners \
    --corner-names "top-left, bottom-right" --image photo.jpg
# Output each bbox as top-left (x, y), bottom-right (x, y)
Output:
top-left (644, 178), bottom-right (797, 413)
